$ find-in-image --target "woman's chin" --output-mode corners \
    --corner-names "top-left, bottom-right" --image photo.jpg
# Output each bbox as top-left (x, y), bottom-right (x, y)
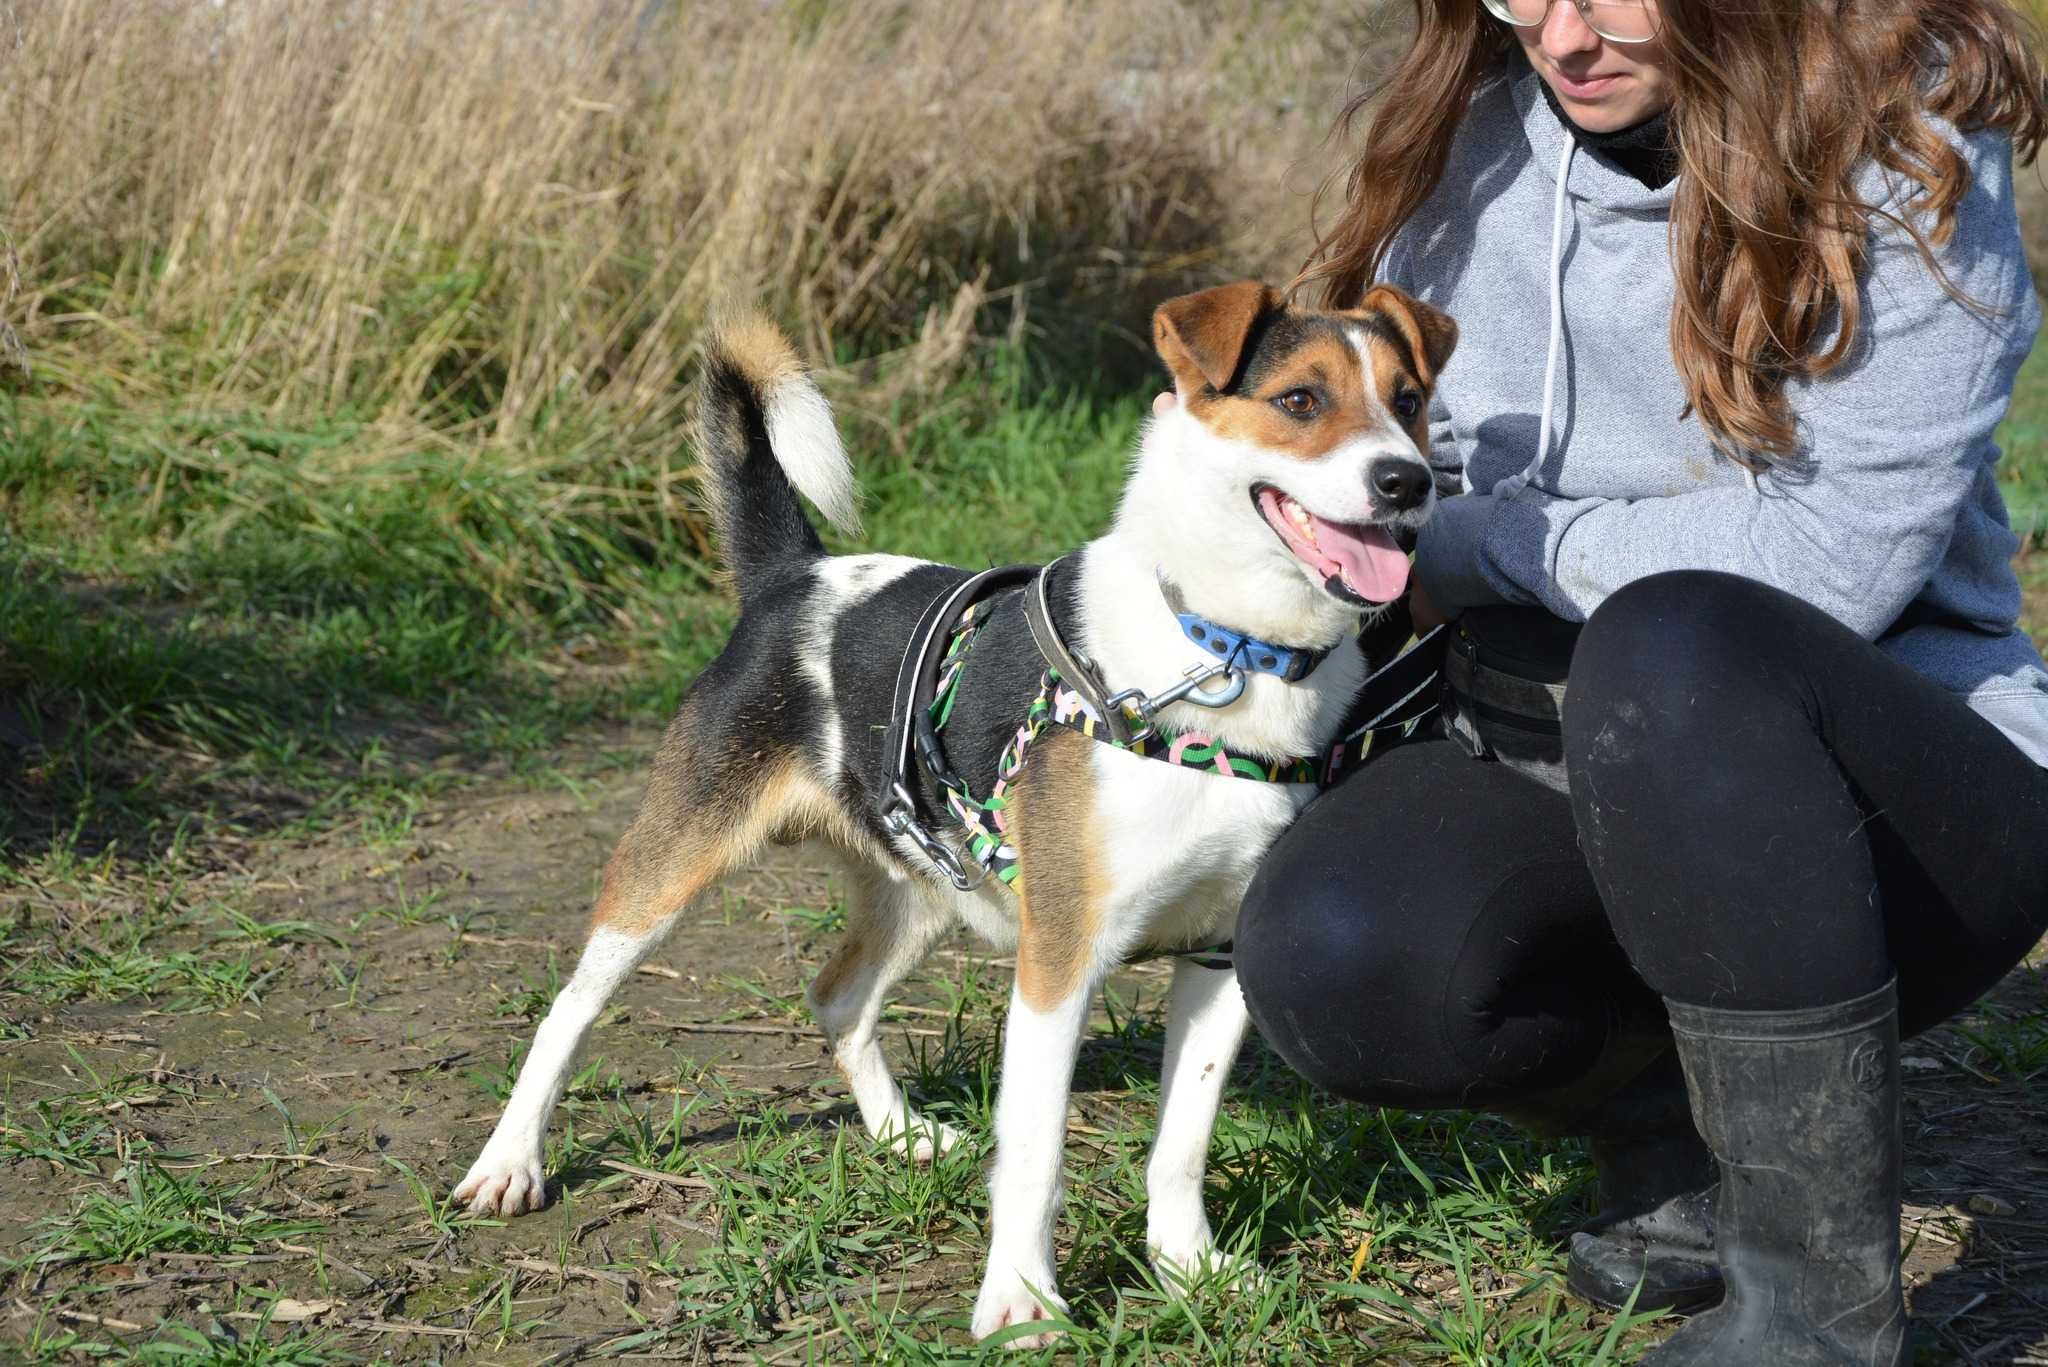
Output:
top-left (1550, 84), bottom-right (1665, 132)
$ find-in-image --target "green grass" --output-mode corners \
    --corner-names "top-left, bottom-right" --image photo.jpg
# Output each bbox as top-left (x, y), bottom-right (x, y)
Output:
top-left (0, 349), bottom-right (1140, 871)
top-left (489, 971), bottom-right (1662, 1363)
top-left (20, 1160), bottom-right (326, 1270)
top-left (9, 1316), bottom-right (349, 1367)
top-left (2003, 342), bottom-right (2048, 539)
top-left (9, 330), bottom-right (2040, 877)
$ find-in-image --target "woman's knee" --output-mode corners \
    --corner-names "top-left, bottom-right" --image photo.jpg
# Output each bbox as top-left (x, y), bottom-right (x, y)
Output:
top-left (1228, 791), bottom-right (1474, 1098)
top-left (1565, 571), bottom-right (1819, 792)
top-left (1235, 747), bottom-right (1603, 1105)
top-left (1235, 819), bottom-right (1437, 1100)
top-left (1572, 572), bottom-right (1803, 703)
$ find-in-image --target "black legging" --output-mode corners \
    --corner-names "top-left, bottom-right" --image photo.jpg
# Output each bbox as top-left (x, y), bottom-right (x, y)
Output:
top-left (1236, 570), bottom-right (2048, 1109)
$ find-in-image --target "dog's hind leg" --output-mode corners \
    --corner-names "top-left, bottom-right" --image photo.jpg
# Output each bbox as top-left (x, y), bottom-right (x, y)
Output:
top-left (454, 714), bottom-right (841, 1218)
top-left (453, 918), bottom-right (652, 1217)
top-left (805, 858), bottom-right (959, 1162)
top-left (1144, 957), bottom-right (1252, 1288)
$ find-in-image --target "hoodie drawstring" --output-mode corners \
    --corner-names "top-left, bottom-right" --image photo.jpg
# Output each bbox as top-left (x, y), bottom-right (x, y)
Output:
top-left (1493, 134), bottom-right (1577, 500)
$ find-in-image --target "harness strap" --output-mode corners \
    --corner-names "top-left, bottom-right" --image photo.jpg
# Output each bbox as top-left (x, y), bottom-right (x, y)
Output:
top-left (916, 594), bottom-right (1446, 964)
top-left (1022, 554), bottom-right (1132, 746)
top-left (889, 567), bottom-right (1446, 895)
top-left (876, 563), bottom-right (1039, 890)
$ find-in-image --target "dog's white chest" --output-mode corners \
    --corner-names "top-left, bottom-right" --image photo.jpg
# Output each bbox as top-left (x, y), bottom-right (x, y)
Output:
top-left (1088, 741), bottom-right (1310, 932)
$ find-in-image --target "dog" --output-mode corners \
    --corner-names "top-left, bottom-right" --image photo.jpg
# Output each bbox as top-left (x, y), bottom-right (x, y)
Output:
top-left (451, 280), bottom-right (1456, 1346)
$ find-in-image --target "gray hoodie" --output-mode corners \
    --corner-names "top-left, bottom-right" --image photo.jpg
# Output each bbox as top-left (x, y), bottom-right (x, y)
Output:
top-left (1403, 64), bottom-right (2048, 766)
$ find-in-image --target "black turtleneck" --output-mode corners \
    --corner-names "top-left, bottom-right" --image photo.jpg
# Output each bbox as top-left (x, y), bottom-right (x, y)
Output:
top-left (1535, 76), bottom-right (1679, 190)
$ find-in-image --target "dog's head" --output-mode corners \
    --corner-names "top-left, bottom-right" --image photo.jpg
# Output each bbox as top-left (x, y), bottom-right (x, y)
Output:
top-left (1140, 281), bottom-right (1456, 630)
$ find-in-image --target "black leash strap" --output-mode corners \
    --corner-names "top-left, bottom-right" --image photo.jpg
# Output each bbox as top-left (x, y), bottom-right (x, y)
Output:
top-left (1340, 623), bottom-right (1448, 739)
top-left (1125, 939), bottom-right (1235, 971)
top-left (876, 562), bottom-right (1040, 890)
top-left (1317, 623), bottom-right (1448, 784)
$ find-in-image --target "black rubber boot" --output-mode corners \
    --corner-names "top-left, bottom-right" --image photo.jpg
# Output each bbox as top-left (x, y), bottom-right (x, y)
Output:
top-left (1497, 1007), bottom-right (1724, 1315)
top-left (1563, 1051), bottom-right (1722, 1315)
top-left (1643, 981), bottom-right (1907, 1366)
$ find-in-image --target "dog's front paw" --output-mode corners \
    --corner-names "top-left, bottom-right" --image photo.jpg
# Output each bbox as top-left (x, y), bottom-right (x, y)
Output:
top-left (451, 1144), bottom-right (548, 1217)
top-left (1150, 1238), bottom-right (1263, 1297)
top-left (877, 1113), bottom-right (963, 1165)
top-left (971, 1270), bottom-right (1069, 1348)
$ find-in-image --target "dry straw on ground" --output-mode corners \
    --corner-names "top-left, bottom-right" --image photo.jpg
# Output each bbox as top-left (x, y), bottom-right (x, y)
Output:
top-left (0, 0), bottom-right (1391, 452)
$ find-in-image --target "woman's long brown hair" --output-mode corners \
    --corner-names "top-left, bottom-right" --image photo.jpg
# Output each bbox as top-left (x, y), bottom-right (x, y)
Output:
top-left (1295, 0), bottom-right (2048, 465)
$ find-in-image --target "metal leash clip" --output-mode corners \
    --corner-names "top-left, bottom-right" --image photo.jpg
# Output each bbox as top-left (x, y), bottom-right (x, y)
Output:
top-left (1106, 653), bottom-right (1249, 746)
top-left (882, 783), bottom-right (984, 893)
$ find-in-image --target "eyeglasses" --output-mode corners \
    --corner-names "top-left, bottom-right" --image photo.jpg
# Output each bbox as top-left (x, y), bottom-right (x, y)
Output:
top-left (1479, 0), bottom-right (1661, 44)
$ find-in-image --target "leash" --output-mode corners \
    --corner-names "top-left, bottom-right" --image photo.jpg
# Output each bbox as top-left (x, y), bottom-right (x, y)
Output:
top-left (1321, 622), bottom-right (1447, 783)
top-left (1022, 557), bottom-right (1137, 745)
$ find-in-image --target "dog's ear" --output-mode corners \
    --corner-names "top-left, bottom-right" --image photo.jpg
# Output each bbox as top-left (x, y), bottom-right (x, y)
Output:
top-left (1360, 284), bottom-right (1459, 387)
top-left (1153, 282), bottom-right (1280, 394)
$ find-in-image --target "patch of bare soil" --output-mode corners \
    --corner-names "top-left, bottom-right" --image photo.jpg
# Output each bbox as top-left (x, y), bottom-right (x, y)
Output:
top-left (1, 737), bottom-right (2044, 1362)
top-left (1895, 962), bottom-right (2048, 1363)
top-left (0, 748), bottom-right (947, 1360)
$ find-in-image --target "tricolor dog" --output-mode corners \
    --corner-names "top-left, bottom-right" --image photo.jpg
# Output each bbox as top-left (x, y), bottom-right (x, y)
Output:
top-left (452, 281), bottom-right (1456, 1345)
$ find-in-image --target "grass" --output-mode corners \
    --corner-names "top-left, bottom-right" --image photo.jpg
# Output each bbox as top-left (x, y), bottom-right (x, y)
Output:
top-left (2005, 336), bottom-right (2048, 539)
top-left (0, 0), bottom-right (1370, 887)
top-left (0, 333), bottom-right (2041, 1363)
top-left (496, 970), bottom-right (1659, 1363)
top-left (20, 1160), bottom-right (326, 1270)
top-left (0, 342), bottom-right (1152, 890)
top-left (0, 0), bottom-right (1368, 467)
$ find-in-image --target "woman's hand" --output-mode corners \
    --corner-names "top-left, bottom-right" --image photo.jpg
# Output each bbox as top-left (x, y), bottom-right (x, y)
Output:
top-left (1153, 391), bottom-right (1177, 417)
top-left (1408, 577), bottom-right (1450, 631)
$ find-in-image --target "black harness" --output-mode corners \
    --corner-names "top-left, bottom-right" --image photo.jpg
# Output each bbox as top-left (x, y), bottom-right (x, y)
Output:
top-left (876, 563), bottom-right (1042, 890)
top-left (873, 561), bottom-right (1445, 906)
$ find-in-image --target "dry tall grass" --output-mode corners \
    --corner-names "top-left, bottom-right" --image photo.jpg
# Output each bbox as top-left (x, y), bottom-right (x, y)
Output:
top-left (0, 0), bottom-right (1392, 455)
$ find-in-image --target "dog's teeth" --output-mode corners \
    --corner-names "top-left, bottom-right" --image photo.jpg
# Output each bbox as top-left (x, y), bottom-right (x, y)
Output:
top-left (1286, 499), bottom-right (1317, 544)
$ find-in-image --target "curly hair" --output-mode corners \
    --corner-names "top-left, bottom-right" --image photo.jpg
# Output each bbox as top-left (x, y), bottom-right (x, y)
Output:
top-left (1295, 0), bottom-right (2048, 465)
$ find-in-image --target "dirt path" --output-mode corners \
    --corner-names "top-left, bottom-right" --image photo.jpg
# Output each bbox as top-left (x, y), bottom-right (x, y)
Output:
top-left (5, 757), bottom-right (809, 1350)
top-left (3, 739), bottom-right (2046, 1362)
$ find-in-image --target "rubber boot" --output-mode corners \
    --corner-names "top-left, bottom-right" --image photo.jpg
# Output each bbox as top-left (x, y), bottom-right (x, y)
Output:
top-left (1497, 1006), bottom-right (1723, 1314)
top-left (1563, 1051), bottom-right (1722, 1315)
top-left (1643, 981), bottom-right (1907, 1366)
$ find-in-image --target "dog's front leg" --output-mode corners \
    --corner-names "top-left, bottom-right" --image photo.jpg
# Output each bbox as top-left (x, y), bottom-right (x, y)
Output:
top-left (1145, 957), bottom-right (1252, 1288)
top-left (971, 968), bottom-right (1094, 1347)
top-left (971, 731), bottom-right (1112, 1347)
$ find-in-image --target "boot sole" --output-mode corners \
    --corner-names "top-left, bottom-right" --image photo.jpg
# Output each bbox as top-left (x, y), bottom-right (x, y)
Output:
top-left (1565, 1241), bottom-right (1724, 1316)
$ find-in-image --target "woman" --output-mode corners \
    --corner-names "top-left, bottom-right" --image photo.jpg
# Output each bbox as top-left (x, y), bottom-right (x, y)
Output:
top-left (1229, 1), bottom-right (2048, 1362)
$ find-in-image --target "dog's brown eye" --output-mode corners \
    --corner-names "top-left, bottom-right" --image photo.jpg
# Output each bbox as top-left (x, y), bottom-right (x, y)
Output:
top-left (1393, 390), bottom-right (1422, 422)
top-left (1275, 389), bottom-right (1319, 418)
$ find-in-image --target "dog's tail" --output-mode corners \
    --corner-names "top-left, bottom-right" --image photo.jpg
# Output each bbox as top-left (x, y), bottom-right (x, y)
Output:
top-left (695, 314), bottom-right (861, 593)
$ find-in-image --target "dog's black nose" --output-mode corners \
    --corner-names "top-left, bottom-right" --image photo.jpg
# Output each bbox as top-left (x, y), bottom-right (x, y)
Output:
top-left (1368, 457), bottom-right (1431, 512)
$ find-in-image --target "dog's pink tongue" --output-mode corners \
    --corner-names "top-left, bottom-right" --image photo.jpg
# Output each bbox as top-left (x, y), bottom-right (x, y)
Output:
top-left (1310, 514), bottom-right (1409, 603)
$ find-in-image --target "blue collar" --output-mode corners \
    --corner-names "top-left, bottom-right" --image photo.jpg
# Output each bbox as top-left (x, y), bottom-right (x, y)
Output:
top-left (1157, 574), bottom-right (1332, 683)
